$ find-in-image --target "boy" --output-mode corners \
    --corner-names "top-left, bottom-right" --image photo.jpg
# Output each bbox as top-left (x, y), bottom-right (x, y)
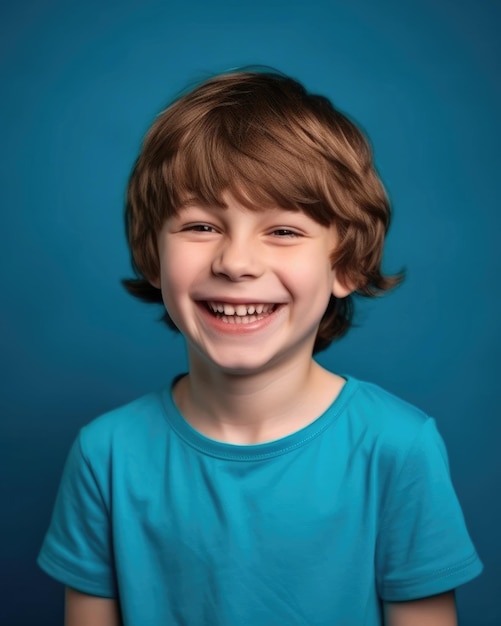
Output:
top-left (38, 70), bottom-right (482, 625)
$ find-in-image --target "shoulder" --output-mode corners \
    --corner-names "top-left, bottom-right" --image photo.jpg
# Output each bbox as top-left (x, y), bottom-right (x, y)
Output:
top-left (345, 377), bottom-right (431, 436)
top-left (341, 377), bottom-right (447, 469)
top-left (77, 388), bottom-right (170, 467)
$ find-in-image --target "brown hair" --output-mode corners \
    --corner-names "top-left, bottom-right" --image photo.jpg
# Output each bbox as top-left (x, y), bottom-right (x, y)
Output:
top-left (123, 69), bottom-right (403, 353)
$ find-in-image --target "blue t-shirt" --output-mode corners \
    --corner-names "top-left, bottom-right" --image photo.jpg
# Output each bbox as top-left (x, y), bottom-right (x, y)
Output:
top-left (38, 376), bottom-right (482, 625)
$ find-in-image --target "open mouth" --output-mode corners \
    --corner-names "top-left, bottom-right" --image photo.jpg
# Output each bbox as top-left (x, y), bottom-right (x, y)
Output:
top-left (204, 301), bottom-right (279, 325)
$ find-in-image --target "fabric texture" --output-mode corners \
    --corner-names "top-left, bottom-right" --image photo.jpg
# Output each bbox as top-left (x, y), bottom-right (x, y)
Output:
top-left (38, 376), bottom-right (482, 625)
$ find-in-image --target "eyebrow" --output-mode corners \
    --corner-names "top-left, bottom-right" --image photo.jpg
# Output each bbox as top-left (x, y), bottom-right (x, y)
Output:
top-left (177, 197), bottom-right (226, 211)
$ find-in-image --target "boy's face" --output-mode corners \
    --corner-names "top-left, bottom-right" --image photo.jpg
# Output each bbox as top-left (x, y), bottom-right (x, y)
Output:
top-left (152, 191), bottom-right (352, 376)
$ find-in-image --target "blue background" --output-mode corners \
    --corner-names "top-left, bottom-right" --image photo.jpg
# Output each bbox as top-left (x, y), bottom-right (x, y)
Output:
top-left (1, 0), bottom-right (499, 624)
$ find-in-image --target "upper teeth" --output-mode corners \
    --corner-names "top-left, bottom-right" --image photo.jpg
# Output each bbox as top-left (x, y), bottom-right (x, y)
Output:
top-left (208, 302), bottom-right (274, 316)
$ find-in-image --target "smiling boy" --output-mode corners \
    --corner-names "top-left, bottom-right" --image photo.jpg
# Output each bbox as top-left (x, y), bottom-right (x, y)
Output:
top-left (38, 70), bottom-right (482, 625)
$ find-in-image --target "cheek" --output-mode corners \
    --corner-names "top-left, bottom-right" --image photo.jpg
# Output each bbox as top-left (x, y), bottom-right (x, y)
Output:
top-left (285, 256), bottom-right (334, 296)
top-left (157, 251), bottom-right (186, 314)
top-left (158, 248), bottom-right (206, 321)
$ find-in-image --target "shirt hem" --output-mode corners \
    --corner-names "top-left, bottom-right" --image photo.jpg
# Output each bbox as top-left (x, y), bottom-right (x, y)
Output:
top-left (37, 551), bottom-right (116, 599)
top-left (380, 553), bottom-right (483, 602)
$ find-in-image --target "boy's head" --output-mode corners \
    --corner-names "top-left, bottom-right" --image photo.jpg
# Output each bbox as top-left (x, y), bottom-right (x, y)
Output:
top-left (123, 69), bottom-right (402, 353)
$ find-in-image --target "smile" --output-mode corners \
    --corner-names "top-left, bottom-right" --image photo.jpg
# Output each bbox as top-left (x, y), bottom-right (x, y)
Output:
top-left (205, 301), bottom-right (278, 325)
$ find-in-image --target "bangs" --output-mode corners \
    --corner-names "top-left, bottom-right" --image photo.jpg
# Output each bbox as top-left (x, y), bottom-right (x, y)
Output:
top-left (161, 99), bottom-right (337, 225)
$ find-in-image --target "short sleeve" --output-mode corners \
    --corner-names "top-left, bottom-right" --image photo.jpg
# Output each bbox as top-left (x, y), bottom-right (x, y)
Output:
top-left (376, 418), bottom-right (483, 601)
top-left (37, 431), bottom-right (117, 597)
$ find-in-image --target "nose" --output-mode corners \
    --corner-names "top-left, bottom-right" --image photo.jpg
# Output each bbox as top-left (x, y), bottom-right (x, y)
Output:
top-left (211, 235), bottom-right (264, 281)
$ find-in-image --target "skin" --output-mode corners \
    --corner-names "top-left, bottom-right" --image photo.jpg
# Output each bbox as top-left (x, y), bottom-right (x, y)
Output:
top-left (65, 192), bottom-right (458, 624)
top-left (65, 588), bottom-right (120, 626)
top-left (152, 192), bottom-right (352, 444)
top-left (384, 592), bottom-right (457, 625)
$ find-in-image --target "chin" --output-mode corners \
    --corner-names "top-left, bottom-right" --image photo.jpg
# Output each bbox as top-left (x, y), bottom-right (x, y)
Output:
top-left (211, 359), bottom-right (274, 376)
top-left (189, 336), bottom-right (315, 377)
top-left (205, 347), bottom-right (303, 378)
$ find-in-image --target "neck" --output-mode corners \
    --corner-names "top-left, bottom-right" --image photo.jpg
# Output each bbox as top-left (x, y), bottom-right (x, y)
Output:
top-left (173, 357), bottom-right (344, 445)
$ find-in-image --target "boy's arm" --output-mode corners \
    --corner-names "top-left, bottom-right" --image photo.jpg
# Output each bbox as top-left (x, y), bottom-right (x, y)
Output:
top-left (384, 591), bottom-right (457, 626)
top-left (65, 587), bottom-right (121, 626)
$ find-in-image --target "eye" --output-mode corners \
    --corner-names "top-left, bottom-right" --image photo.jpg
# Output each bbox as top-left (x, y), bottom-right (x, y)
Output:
top-left (182, 223), bottom-right (218, 233)
top-left (270, 228), bottom-right (302, 238)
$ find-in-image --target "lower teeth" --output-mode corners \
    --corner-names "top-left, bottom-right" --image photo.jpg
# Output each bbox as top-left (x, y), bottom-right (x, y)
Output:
top-left (219, 314), bottom-right (263, 324)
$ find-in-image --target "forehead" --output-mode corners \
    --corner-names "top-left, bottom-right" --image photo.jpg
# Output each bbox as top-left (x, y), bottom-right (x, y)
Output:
top-left (171, 183), bottom-right (335, 231)
top-left (171, 191), bottom-right (339, 246)
top-left (178, 186), bottom-right (299, 212)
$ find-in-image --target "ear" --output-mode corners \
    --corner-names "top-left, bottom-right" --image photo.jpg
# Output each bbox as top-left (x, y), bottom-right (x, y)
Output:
top-left (332, 272), bottom-right (356, 299)
top-left (143, 266), bottom-right (161, 289)
top-left (149, 275), bottom-right (161, 289)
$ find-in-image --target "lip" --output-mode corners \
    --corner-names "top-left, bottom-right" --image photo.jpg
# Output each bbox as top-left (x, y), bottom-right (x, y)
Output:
top-left (195, 297), bottom-right (278, 305)
top-left (196, 301), bottom-right (285, 335)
